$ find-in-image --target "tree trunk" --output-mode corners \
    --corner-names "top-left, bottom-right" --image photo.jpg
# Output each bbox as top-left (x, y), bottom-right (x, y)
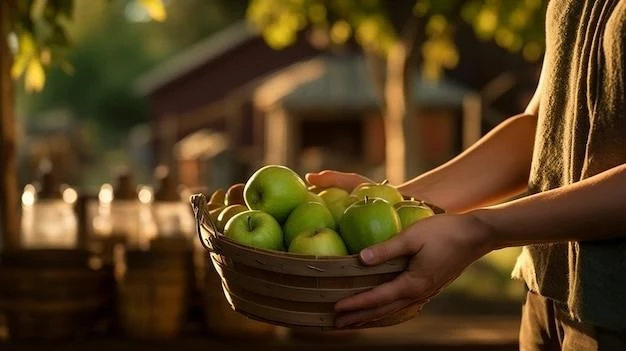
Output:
top-left (383, 19), bottom-right (420, 185)
top-left (0, 0), bottom-right (20, 250)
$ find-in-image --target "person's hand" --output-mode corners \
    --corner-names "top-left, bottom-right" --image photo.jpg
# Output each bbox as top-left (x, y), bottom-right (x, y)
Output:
top-left (305, 170), bottom-right (373, 192)
top-left (334, 213), bottom-right (494, 328)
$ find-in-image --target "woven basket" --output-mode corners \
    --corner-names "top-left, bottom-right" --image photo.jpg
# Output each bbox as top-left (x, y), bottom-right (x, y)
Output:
top-left (190, 193), bottom-right (441, 330)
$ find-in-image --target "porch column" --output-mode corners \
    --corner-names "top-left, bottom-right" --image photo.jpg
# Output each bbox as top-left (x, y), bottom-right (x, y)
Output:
top-left (264, 105), bottom-right (296, 167)
top-left (462, 93), bottom-right (483, 150)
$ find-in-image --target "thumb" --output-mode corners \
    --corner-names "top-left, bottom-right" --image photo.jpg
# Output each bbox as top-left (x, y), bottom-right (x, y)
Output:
top-left (305, 170), bottom-right (370, 192)
top-left (360, 232), bottom-right (420, 266)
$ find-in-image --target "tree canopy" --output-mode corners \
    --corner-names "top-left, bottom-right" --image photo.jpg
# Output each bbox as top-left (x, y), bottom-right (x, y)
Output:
top-left (12, 0), bottom-right (246, 134)
top-left (8, 0), bottom-right (168, 92)
top-left (247, 0), bottom-right (547, 79)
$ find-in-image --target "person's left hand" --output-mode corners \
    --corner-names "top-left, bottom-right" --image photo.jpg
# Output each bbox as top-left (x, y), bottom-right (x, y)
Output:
top-left (334, 212), bottom-right (494, 328)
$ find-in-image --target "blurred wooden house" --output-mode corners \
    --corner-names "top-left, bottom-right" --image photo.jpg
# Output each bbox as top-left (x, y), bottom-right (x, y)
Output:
top-left (253, 55), bottom-right (480, 181)
top-left (136, 22), bottom-right (321, 189)
top-left (136, 21), bottom-right (532, 190)
top-left (17, 109), bottom-right (91, 187)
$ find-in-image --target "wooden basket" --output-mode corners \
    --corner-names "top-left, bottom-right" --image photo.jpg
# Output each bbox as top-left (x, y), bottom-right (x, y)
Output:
top-left (190, 193), bottom-right (440, 331)
top-left (202, 253), bottom-right (277, 339)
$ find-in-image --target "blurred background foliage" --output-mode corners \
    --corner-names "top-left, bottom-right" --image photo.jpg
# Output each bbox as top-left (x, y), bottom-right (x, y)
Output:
top-left (17, 0), bottom-right (247, 125)
top-left (10, 0), bottom-right (546, 186)
top-left (247, 0), bottom-right (546, 79)
top-left (13, 0), bottom-right (248, 185)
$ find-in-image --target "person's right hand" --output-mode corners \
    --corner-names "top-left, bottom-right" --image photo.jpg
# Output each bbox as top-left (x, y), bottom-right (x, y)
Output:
top-left (305, 170), bottom-right (373, 192)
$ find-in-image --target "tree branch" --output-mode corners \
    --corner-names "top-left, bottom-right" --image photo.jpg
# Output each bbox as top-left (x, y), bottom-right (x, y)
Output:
top-left (1, 0), bottom-right (21, 250)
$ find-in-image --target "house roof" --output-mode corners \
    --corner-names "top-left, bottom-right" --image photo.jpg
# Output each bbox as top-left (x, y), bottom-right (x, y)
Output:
top-left (254, 54), bottom-right (474, 112)
top-left (175, 129), bottom-right (229, 161)
top-left (135, 21), bottom-right (257, 96)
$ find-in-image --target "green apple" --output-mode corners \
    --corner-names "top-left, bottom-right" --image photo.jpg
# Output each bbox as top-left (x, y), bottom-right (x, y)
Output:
top-left (394, 200), bottom-right (435, 229)
top-left (339, 197), bottom-right (402, 254)
top-left (244, 165), bottom-right (308, 222)
top-left (288, 228), bottom-right (348, 256)
top-left (319, 187), bottom-right (353, 223)
top-left (208, 206), bottom-right (226, 229)
top-left (304, 191), bottom-right (325, 205)
top-left (319, 187), bottom-right (349, 205)
top-left (207, 202), bottom-right (224, 211)
top-left (307, 185), bottom-right (326, 194)
top-left (225, 183), bottom-right (246, 206)
top-left (283, 202), bottom-right (336, 246)
top-left (351, 181), bottom-right (403, 205)
top-left (216, 204), bottom-right (248, 233)
top-left (209, 188), bottom-right (226, 206)
top-left (224, 210), bottom-right (284, 251)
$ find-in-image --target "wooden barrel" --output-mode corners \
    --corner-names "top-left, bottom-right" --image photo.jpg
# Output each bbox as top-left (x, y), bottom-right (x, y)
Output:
top-left (0, 249), bottom-right (115, 340)
top-left (116, 247), bottom-right (191, 339)
top-left (203, 254), bottom-right (276, 339)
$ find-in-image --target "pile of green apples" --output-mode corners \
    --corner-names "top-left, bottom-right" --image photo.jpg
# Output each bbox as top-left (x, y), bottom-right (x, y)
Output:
top-left (205, 165), bottom-right (436, 257)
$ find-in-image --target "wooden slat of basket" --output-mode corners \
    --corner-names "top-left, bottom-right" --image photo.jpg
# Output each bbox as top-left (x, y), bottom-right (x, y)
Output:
top-left (211, 254), bottom-right (398, 289)
top-left (225, 289), bottom-right (336, 327)
top-left (224, 282), bottom-right (335, 313)
top-left (213, 235), bottom-right (409, 277)
top-left (226, 289), bottom-right (421, 330)
top-left (213, 259), bottom-right (376, 302)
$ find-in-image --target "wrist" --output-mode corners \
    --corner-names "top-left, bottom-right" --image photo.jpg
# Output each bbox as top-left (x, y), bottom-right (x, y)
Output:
top-left (464, 209), bottom-right (501, 252)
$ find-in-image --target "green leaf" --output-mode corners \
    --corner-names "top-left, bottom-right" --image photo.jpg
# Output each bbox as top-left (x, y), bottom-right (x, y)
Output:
top-left (11, 53), bottom-right (29, 79)
top-left (17, 31), bottom-right (37, 57)
top-left (414, 0), bottom-right (430, 17)
top-left (308, 3), bottom-right (327, 24)
top-left (523, 42), bottom-right (543, 61)
top-left (139, 0), bottom-right (167, 22)
top-left (56, 0), bottom-right (74, 19)
top-left (263, 24), bottom-right (298, 49)
top-left (330, 20), bottom-right (352, 44)
top-left (25, 58), bottom-right (46, 92)
top-left (426, 15), bottom-right (448, 37)
top-left (474, 6), bottom-right (498, 39)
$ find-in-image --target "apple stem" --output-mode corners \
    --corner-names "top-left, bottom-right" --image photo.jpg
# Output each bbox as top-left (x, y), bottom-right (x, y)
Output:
top-left (247, 215), bottom-right (253, 231)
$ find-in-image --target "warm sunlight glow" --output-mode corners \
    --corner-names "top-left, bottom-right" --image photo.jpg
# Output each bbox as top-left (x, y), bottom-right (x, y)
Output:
top-left (62, 187), bottom-right (78, 204)
top-left (138, 186), bottom-right (153, 204)
top-left (99, 183), bottom-right (114, 204)
top-left (21, 184), bottom-right (36, 206)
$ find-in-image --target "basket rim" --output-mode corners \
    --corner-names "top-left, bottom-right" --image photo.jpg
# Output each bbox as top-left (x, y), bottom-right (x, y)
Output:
top-left (208, 235), bottom-right (409, 277)
top-left (191, 191), bottom-right (444, 265)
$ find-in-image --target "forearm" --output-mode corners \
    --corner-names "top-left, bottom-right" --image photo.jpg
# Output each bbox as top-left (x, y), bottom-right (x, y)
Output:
top-left (397, 113), bottom-right (537, 213)
top-left (472, 163), bottom-right (626, 248)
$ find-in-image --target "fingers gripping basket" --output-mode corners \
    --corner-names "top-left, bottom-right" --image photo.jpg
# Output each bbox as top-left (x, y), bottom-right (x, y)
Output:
top-left (190, 193), bottom-right (428, 330)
